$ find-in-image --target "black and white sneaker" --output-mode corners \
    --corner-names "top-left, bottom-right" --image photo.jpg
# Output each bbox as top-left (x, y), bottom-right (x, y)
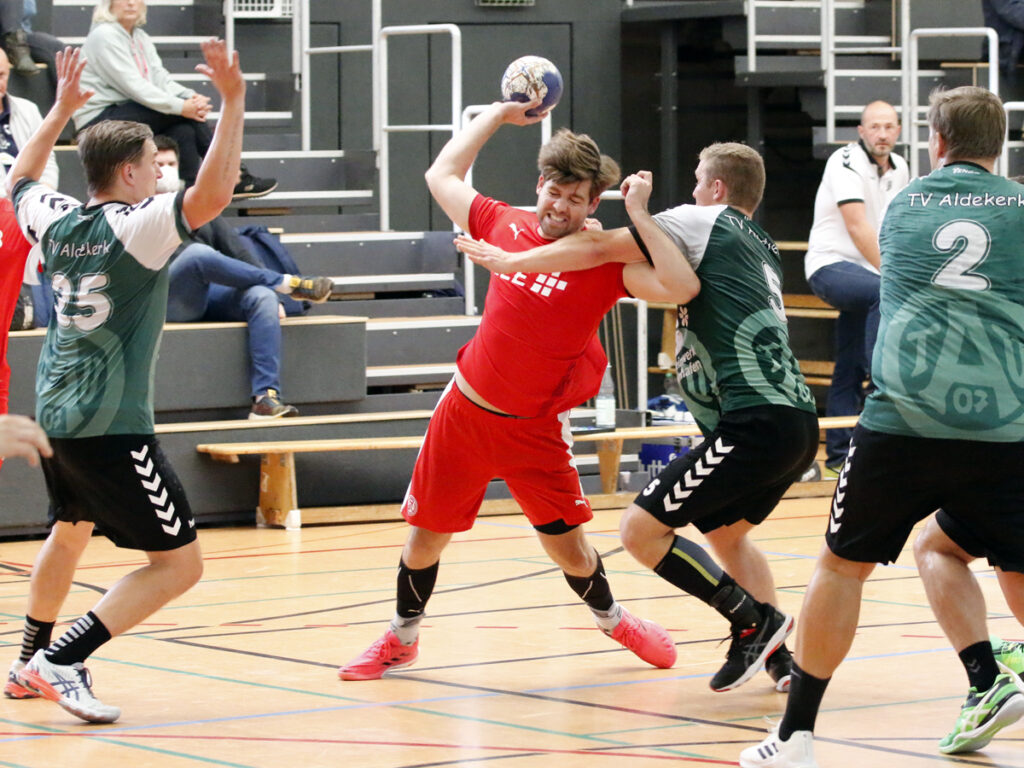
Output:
top-left (710, 604), bottom-right (794, 692)
top-left (766, 645), bottom-right (794, 692)
top-left (232, 165), bottom-right (277, 199)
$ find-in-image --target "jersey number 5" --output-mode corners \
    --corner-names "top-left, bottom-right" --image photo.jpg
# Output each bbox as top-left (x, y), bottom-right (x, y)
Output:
top-left (931, 219), bottom-right (991, 291)
top-left (52, 273), bottom-right (113, 332)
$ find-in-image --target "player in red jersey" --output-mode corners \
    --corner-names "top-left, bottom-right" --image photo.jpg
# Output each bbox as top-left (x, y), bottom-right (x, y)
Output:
top-left (339, 100), bottom-right (698, 680)
top-left (0, 195), bottom-right (32, 421)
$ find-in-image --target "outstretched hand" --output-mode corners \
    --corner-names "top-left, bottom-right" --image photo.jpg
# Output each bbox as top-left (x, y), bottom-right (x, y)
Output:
top-left (621, 171), bottom-right (654, 214)
top-left (195, 38), bottom-right (244, 102)
top-left (454, 235), bottom-right (518, 273)
top-left (54, 47), bottom-right (94, 115)
top-left (0, 414), bottom-right (52, 467)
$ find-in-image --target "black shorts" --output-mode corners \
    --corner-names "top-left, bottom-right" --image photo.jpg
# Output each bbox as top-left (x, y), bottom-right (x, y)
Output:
top-left (633, 405), bottom-right (819, 532)
top-left (825, 426), bottom-right (1024, 572)
top-left (42, 434), bottom-right (197, 552)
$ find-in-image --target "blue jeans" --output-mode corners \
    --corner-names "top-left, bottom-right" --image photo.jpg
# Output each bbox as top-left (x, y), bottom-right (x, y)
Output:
top-left (166, 243), bottom-right (284, 397)
top-left (807, 261), bottom-right (880, 468)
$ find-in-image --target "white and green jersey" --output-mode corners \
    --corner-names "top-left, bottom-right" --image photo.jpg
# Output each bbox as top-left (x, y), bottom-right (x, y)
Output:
top-left (653, 204), bottom-right (816, 432)
top-left (13, 180), bottom-right (190, 437)
top-left (866, 163), bottom-right (1024, 441)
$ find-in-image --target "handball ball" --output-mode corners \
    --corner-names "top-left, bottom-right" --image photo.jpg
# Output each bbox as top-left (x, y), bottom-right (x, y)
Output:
top-left (500, 55), bottom-right (563, 117)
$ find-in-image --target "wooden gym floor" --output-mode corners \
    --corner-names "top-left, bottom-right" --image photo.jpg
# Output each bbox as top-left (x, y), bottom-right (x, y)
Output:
top-left (1, 497), bottom-right (1021, 767)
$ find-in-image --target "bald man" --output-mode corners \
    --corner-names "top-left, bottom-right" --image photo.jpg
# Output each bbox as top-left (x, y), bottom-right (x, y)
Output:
top-left (803, 101), bottom-right (908, 477)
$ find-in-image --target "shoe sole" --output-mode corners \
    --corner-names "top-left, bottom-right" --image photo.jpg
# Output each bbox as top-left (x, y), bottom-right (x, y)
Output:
top-left (232, 183), bottom-right (279, 200)
top-left (773, 673), bottom-right (792, 693)
top-left (248, 411), bottom-right (299, 420)
top-left (939, 693), bottom-right (1024, 754)
top-left (18, 668), bottom-right (120, 723)
top-left (3, 680), bottom-right (40, 699)
top-left (338, 653), bottom-right (418, 681)
top-left (712, 613), bottom-right (795, 693)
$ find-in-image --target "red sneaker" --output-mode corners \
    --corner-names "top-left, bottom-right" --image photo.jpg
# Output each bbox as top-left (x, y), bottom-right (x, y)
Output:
top-left (339, 630), bottom-right (419, 680)
top-left (603, 608), bottom-right (676, 668)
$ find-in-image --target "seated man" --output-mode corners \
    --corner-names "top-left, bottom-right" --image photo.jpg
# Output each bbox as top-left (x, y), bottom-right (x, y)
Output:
top-left (156, 137), bottom-right (333, 418)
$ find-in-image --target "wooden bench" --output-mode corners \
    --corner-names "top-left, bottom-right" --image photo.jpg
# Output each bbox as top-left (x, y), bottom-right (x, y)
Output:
top-left (196, 415), bottom-right (859, 529)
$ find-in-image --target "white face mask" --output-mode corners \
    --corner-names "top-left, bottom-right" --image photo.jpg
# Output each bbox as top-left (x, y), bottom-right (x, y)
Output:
top-left (155, 164), bottom-right (181, 194)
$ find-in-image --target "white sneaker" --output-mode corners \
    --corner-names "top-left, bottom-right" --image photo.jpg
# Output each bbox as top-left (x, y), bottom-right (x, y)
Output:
top-left (4, 659), bottom-right (40, 699)
top-left (740, 728), bottom-right (817, 768)
top-left (17, 650), bottom-right (121, 723)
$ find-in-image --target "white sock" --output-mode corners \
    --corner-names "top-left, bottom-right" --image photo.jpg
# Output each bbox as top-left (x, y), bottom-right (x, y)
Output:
top-left (591, 601), bottom-right (623, 632)
top-left (389, 614), bottom-right (422, 646)
top-left (275, 275), bottom-right (296, 294)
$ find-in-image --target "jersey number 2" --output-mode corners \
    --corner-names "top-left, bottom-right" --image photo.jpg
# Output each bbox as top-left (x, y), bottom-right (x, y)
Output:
top-left (52, 273), bottom-right (112, 332)
top-left (931, 219), bottom-right (991, 291)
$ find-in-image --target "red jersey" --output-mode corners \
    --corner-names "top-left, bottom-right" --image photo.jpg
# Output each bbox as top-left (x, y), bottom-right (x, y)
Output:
top-left (457, 194), bottom-right (627, 417)
top-left (0, 197), bottom-right (31, 414)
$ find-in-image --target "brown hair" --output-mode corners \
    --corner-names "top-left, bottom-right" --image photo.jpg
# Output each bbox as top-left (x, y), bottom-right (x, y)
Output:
top-left (927, 86), bottom-right (1005, 160)
top-left (77, 120), bottom-right (153, 195)
top-left (698, 142), bottom-right (765, 213)
top-left (537, 128), bottom-right (620, 200)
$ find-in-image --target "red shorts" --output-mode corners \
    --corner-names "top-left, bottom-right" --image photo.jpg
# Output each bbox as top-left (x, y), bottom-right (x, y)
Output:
top-left (401, 382), bottom-right (593, 532)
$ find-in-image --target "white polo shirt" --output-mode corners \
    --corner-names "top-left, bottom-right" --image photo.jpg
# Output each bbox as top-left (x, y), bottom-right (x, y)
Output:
top-left (805, 140), bottom-right (909, 279)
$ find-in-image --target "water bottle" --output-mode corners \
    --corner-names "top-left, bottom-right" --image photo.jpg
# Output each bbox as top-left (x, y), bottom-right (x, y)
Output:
top-left (595, 364), bottom-right (616, 428)
top-left (664, 372), bottom-right (684, 398)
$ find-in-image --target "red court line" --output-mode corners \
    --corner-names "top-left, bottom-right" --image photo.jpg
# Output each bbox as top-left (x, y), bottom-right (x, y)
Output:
top-left (0, 732), bottom-right (736, 763)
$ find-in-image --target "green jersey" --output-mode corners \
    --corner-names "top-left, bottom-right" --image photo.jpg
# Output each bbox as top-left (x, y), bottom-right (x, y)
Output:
top-left (866, 163), bottom-right (1024, 441)
top-left (14, 180), bottom-right (190, 438)
top-left (653, 204), bottom-right (816, 432)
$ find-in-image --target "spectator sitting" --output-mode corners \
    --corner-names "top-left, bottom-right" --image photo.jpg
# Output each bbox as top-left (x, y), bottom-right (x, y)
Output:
top-left (20, 0), bottom-right (67, 91)
top-left (982, 0), bottom-right (1024, 95)
top-left (74, 0), bottom-right (275, 198)
top-left (0, 47), bottom-right (57, 192)
top-left (156, 137), bottom-right (333, 419)
top-left (0, 0), bottom-right (35, 76)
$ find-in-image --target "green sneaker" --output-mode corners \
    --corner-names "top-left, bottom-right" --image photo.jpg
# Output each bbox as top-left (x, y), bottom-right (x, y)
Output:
top-left (991, 636), bottom-right (1024, 677)
top-left (938, 673), bottom-right (1024, 754)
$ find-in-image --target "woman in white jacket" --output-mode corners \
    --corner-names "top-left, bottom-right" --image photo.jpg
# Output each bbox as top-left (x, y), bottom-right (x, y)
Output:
top-left (73, 0), bottom-right (273, 196)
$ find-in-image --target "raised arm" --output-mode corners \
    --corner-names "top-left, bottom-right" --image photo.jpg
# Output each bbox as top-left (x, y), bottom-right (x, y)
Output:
top-left (838, 201), bottom-right (881, 269)
top-left (6, 48), bottom-right (92, 195)
top-left (181, 39), bottom-right (245, 230)
top-left (620, 171), bottom-right (700, 304)
top-left (424, 99), bottom-right (546, 232)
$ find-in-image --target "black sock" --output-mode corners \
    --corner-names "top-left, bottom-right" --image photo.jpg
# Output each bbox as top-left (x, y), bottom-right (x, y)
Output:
top-left (653, 536), bottom-right (761, 628)
top-left (44, 612), bottom-right (111, 666)
top-left (563, 553), bottom-right (615, 612)
top-left (959, 640), bottom-right (1000, 691)
top-left (19, 616), bottom-right (55, 663)
top-left (779, 662), bottom-right (830, 740)
top-left (396, 559), bottom-right (439, 619)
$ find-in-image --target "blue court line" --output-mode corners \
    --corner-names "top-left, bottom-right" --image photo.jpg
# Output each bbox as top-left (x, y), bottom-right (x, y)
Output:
top-left (0, 759), bottom-right (35, 768)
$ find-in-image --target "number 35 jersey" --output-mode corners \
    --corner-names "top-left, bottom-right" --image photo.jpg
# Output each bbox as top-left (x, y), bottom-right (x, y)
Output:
top-left (13, 180), bottom-right (190, 438)
top-left (652, 203), bottom-right (815, 433)
top-left (868, 164), bottom-right (1024, 441)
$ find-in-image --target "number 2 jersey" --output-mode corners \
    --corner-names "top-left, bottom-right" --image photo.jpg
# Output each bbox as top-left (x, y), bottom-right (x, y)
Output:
top-left (866, 163), bottom-right (1024, 441)
top-left (13, 180), bottom-right (190, 438)
top-left (652, 203), bottom-right (816, 432)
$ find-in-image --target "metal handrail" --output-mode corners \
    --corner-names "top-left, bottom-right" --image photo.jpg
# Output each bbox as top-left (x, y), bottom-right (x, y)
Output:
top-left (906, 28), bottom-right (999, 177)
top-left (298, 0), bottom-right (381, 151)
top-left (379, 24), bottom-right (463, 232)
top-left (1001, 101), bottom-right (1024, 177)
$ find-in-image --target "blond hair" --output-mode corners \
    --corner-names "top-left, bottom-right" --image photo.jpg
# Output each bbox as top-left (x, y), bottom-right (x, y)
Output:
top-left (928, 86), bottom-right (1005, 160)
top-left (537, 128), bottom-right (620, 200)
top-left (93, 0), bottom-right (147, 27)
top-left (698, 142), bottom-right (765, 213)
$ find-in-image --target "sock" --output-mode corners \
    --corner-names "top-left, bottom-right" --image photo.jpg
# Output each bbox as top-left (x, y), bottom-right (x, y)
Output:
top-left (653, 535), bottom-right (762, 628)
top-left (391, 559), bottom-right (438, 645)
top-left (44, 612), bottom-right (111, 666)
top-left (563, 555), bottom-right (622, 630)
top-left (18, 616), bottom-right (55, 663)
top-left (779, 662), bottom-right (831, 740)
top-left (960, 640), bottom-right (1000, 691)
top-left (274, 276), bottom-right (296, 294)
